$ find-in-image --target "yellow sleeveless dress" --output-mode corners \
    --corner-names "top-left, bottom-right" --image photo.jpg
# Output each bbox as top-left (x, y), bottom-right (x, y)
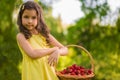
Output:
top-left (17, 34), bottom-right (59, 80)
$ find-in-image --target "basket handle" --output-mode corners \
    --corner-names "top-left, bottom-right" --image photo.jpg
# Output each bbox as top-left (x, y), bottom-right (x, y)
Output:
top-left (66, 45), bottom-right (94, 72)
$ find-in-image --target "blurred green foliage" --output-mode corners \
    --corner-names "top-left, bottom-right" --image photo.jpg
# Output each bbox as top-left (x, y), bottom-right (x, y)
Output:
top-left (0, 0), bottom-right (22, 80)
top-left (0, 0), bottom-right (120, 80)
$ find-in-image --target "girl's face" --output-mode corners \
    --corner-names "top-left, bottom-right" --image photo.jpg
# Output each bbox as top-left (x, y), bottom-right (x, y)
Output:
top-left (22, 9), bottom-right (37, 31)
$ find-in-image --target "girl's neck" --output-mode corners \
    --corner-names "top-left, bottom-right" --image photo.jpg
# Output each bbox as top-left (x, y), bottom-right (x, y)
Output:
top-left (30, 29), bottom-right (39, 35)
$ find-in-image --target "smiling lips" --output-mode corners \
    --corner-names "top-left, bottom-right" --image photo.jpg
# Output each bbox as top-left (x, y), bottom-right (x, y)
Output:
top-left (26, 24), bottom-right (33, 27)
top-left (26, 24), bottom-right (34, 29)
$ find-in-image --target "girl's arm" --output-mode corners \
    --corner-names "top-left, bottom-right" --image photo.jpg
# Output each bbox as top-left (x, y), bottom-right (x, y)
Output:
top-left (16, 33), bottom-right (58, 59)
top-left (48, 34), bottom-right (68, 56)
top-left (47, 34), bottom-right (68, 66)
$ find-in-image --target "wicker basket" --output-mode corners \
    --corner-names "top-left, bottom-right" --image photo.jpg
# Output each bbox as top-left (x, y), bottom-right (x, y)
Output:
top-left (56, 45), bottom-right (95, 80)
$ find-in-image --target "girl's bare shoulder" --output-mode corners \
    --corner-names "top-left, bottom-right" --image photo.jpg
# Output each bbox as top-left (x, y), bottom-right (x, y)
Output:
top-left (16, 33), bottom-right (25, 41)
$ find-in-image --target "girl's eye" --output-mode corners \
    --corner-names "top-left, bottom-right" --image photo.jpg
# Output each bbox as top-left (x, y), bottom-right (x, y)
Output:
top-left (32, 16), bottom-right (37, 19)
top-left (23, 15), bottom-right (28, 18)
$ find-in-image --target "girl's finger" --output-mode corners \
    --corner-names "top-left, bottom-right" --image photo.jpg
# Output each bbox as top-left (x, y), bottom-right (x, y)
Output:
top-left (48, 57), bottom-right (55, 66)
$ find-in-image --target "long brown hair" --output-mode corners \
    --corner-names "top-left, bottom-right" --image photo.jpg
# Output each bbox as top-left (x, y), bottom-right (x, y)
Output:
top-left (17, 1), bottom-right (50, 43)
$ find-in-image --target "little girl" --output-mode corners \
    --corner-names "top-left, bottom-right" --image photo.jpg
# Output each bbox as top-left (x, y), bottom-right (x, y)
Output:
top-left (16, 1), bottom-right (68, 80)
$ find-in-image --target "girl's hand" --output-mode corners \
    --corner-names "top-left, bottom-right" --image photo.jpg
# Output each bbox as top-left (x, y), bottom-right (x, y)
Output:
top-left (48, 49), bottom-right (60, 66)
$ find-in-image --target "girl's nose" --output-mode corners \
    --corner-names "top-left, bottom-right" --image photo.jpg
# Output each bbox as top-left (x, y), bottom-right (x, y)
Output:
top-left (28, 19), bottom-right (32, 23)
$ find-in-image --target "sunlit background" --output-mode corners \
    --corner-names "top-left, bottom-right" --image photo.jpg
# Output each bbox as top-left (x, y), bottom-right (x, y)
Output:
top-left (52, 0), bottom-right (120, 25)
top-left (0, 0), bottom-right (120, 80)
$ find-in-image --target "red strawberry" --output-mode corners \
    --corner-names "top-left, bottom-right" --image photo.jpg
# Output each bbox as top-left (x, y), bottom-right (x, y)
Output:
top-left (86, 69), bottom-right (92, 75)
